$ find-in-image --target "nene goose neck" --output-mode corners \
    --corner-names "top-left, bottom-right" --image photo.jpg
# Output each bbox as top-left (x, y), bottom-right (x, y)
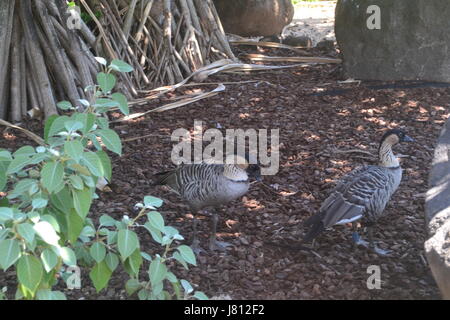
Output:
top-left (223, 164), bottom-right (248, 182)
top-left (378, 135), bottom-right (400, 168)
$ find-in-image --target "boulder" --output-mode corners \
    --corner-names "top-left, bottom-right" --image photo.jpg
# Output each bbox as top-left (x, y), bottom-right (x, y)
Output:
top-left (425, 118), bottom-right (450, 300)
top-left (282, 35), bottom-right (313, 48)
top-left (335, 0), bottom-right (450, 82)
top-left (213, 0), bottom-right (294, 37)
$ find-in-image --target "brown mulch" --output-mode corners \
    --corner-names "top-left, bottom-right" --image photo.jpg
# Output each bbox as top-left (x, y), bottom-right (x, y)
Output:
top-left (1, 46), bottom-right (448, 300)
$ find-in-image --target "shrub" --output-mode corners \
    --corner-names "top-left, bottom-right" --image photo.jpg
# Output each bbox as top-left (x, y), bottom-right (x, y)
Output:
top-left (0, 58), bottom-right (206, 300)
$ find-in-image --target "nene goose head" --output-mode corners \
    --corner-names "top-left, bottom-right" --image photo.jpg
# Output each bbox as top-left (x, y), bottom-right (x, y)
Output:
top-left (378, 129), bottom-right (414, 167)
top-left (224, 153), bottom-right (262, 182)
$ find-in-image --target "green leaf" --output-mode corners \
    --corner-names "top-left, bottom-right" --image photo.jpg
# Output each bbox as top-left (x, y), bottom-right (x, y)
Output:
top-left (0, 171), bottom-right (5, 191)
top-left (125, 249), bottom-right (142, 276)
top-left (106, 230), bottom-right (117, 246)
top-left (34, 221), bottom-right (60, 246)
top-left (57, 101), bottom-right (72, 111)
top-left (144, 196), bottom-right (163, 208)
top-left (40, 249), bottom-right (58, 273)
top-left (6, 155), bottom-right (31, 174)
top-left (64, 140), bottom-right (84, 162)
top-left (0, 239), bottom-right (21, 270)
top-left (64, 120), bottom-right (84, 133)
top-left (95, 57), bottom-right (107, 66)
top-left (97, 72), bottom-right (116, 93)
top-left (125, 279), bottom-right (142, 296)
top-left (13, 146), bottom-right (36, 157)
top-left (66, 210), bottom-right (84, 244)
top-left (69, 163), bottom-right (91, 176)
top-left (73, 113), bottom-right (95, 135)
top-left (105, 252), bottom-right (119, 272)
top-left (99, 214), bottom-right (116, 227)
top-left (193, 291), bottom-right (209, 300)
top-left (41, 214), bottom-right (61, 233)
top-left (166, 271), bottom-right (177, 283)
top-left (0, 197), bottom-right (9, 207)
top-left (141, 252), bottom-right (152, 262)
top-left (137, 288), bottom-right (150, 300)
top-left (17, 255), bottom-right (43, 294)
top-left (172, 251), bottom-right (188, 270)
top-left (96, 117), bottom-right (109, 129)
top-left (41, 162), bottom-right (64, 193)
top-left (81, 225), bottom-right (96, 238)
top-left (111, 92), bottom-right (129, 115)
top-left (72, 187), bottom-right (92, 219)
top-left (29, 153), bottom-right (49, 165)
top-left (17, 223), bottom-right (36, 243)
top-left (0, 207), bottom-right (14, 223)
top-left (8, 179), bottom-right (37, 198)
top-left (89, 261), bottom-right (112, 292)
top-left (117, 229), bottom-right (139, 260)
top-left (0, 149), bottom-right (12, 160)
top-left (180, 279), bottom-right (193, 294)
top-left (81, 152), bottom-right (104, 177)
top-left (68, 175), bottom-right (84, 190)
top-left (109, 59), bottom-right (133, 73)
top-left (96, 129), bottom-right (122, 155)
top-left (32, 198), bottom-right (48, 209)
top-left (96, 151), bottom-right (112, 181)
top-left (149, 258), bottom-right (167, 286)
top-left (36, 289), bottom-right (67, 300)
top-left (147, 211), bottom-right (165, 233)
top-left (177, 245), bottom-right (196, 266)
top-left (59, 246), bottom-right (77, 267)
top-left (50, 186), bottom-right (73, 213)
top-left (144, 222), bottom-right (162, 244)
top-left (90, 242), bottom-right (106, 263)
top-left (44, 115), bottom-right (59, 143)
top-left (48, 116), bottom-right (70, 138)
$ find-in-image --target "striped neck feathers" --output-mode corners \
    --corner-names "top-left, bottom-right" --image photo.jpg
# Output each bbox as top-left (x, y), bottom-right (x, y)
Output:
top-left (223, 164), bottom-right (249, 182)
top-left (378, 136), bottom-right (400, 168)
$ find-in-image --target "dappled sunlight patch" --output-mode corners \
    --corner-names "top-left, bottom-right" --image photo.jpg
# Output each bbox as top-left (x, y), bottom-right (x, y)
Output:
top-left (2, 132), bottom-right (16, 141)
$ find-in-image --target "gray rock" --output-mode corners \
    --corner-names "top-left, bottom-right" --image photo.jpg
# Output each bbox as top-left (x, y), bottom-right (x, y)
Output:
top-left (425, 118), bottom-right (450, 300)
top-left (315, 39), bottom-right (335, 52)
top-left (213, 0), bottom-right (294, 37)
top-left (335, 0), bottom-right (450, 81)
top-left (282, 35), bottom-right (313, 48)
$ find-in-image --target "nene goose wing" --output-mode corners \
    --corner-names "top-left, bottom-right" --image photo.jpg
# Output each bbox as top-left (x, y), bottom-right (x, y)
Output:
top-left (319, 166), bottom-right (391, 228)
top-left (153, 163), bottom-right (223, 194)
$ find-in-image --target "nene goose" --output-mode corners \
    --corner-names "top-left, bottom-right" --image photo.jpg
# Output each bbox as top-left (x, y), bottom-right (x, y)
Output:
top-left (153, 155), bottom-right (261, 251)
top-left (303, 129), bottom-right (414, 255)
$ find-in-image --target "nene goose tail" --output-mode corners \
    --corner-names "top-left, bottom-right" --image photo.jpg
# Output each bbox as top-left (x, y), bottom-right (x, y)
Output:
top-left (303, 129), bottom-right (413, 255)
top-left (154, 158), bottom-right (261, 251)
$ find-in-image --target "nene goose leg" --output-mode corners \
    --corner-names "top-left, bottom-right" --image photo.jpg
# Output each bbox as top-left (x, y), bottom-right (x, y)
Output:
top-left (352, 227), bottom-right (391, 256)
top-left (368, 227), bottom-right (392, 256)
top-left (191, 214), bottom-right (205, 254)
top-left (208, 208), bottom-right (231, 251)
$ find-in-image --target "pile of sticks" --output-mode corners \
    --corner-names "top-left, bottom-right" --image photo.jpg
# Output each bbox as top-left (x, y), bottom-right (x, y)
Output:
top-left (0, 0), bottom-right (98, 122)
top-left (0, 0), bottom-right (235, 122)
top-left (81, 0), bottom-right (235, 95)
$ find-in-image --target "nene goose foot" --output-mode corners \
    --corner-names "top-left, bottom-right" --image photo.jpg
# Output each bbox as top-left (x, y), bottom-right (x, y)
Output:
top-left (352, 232), bottom-right (392, 256)
top-left (191, 238), bottom-right (206, 255)
top-left (208, 239), bottom-right (232, 252)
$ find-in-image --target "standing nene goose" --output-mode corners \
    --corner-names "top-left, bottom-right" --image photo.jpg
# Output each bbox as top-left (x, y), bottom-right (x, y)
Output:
top-left (153, 156), bottom-right (261, 251)
top-left (303, 129), bottom-right (414, 255)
